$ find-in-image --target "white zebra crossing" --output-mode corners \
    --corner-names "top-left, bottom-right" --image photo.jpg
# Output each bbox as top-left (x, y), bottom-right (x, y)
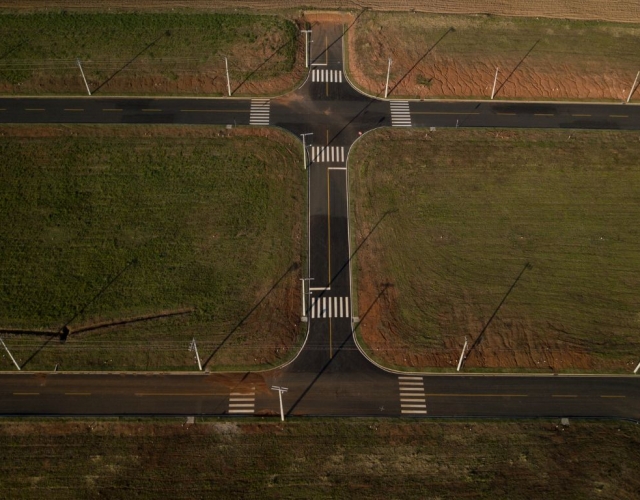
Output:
top-left (249, 99), bottom-right (270, 126)
top-left (311, 69), bottom-right (343, 83)
top-left (390, 100), bottom-right (412, 127)
top-left (310, 296), bottom-right (350, 319)
top-left (310, 146), bottom-right (345, 163)
top-left (229, 388), bottom-right (255, 414)
top-left (398, 376), bottom-right (427, 415)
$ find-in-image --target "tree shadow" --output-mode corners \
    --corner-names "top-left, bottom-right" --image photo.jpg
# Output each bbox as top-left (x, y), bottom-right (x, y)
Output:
top-left (386, 27), bottom-right (454, 98)
top-left (92, 31), bottom-right (170, 94)
top-left (286, 282), bottom-right (392, 415)
top-left (492, 40), bottom-right (540, 99)
top-left (203, 262), bottom-right (300, 369)
top-left (464, 262), bottom-right (532, 362)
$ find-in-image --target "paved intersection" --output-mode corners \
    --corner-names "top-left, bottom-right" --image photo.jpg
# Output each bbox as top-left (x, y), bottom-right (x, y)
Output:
top-left (0, 22), bottom-right (639, 420)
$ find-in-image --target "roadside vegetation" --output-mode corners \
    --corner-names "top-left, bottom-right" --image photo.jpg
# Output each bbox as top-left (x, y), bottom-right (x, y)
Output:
top-left (0, 125), bottom-right (305, 371)
top-left (348, 11), bottom-right (640, 101)
top-left (350, 128), bottom-right (640, 372)
top-left (0, 12), bottom-right (303, 96)
top-left (0, 418), bottom-right (638, 498)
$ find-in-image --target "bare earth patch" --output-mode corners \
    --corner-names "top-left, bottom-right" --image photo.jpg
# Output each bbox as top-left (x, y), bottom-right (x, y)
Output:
top-left (348, 12), bottom-right (640, 101)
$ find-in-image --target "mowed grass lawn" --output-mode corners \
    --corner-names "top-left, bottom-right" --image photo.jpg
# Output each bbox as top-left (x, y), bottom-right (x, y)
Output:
top-left (0, 13), bottom-right (300, 95)
top-left (0, 419), bottom-right (638, 499)
top-left (0, 125), bottom-right (304, 371)
top-left (350, 128), bottom-right (640, 372)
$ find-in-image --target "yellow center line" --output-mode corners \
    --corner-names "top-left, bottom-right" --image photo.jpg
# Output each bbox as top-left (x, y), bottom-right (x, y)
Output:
top-left (13, 392), bottom-right (39, 396)
top-left (571, 114), bottom-right (591, 117)
top-left (102, 108), bottom-right (123, 112)
top-left (0, 108), bottom-right (6, 111)
top-left (64, 108), bottom-right (84, 112)
top-left (609, 114), bottom-right (628, 118)
top-left (552, 394), bottom-right (578, 398)
top-left (423, 394), bottom-right (528, 398)
top-left (25, 108), bottom-right (44, 111)
top-left (180, 109), bottom-right (249, 113)
top-left (600, 395), bottom-right (626, 398)
top-left (327, 164), bottom-right (331, 285)
top-left (412, 112), bottom-right (480, 115)
top-left (329, 317), bottom-right (333, 360)
top-left (534, 113), bottom-right (554, 116)
top-left (65, 392), bottom-right (91, 396)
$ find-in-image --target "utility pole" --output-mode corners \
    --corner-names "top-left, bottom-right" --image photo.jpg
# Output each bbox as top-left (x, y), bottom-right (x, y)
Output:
top-left (271, 386), bottom-right (288, 422)
top-left (491, 67), bottom-right (499, 100)
top-left (456, 337), bottom-right (468, 372)
top-left (627, 71), bottom-right (640, 103)
top-left (225, 57), bottom-right (232, 97)
top-left (301, 29), bottom-right (312, 68)
top-left (384, 58), bottom-right (392, 98)
top-left (0, 337), bottom-right (20, 371)
top-left (77, 58), bottom-right (91, 96)
top-left (300, 277), bottom-right (314, 321)
top-left (300, 132), bottom-right (313, 169)
top-left (189, 338), bottom-right (202, 371)
top-left (634, 360), bottom-right (640, 374)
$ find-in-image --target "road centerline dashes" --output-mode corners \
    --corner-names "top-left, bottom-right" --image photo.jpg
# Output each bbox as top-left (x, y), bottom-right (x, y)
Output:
top-left (250, 99), bottom-right (270, 126)
top-left (398, 376), bottom-right (427, 415)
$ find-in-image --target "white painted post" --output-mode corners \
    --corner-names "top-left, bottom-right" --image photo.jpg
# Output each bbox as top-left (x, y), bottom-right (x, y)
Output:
top-left (225, 57), bottom-right (232, 97)
top-left (456, 337), bottom-right (468, 372)
top-left (189, 338), bottom-right (202, 371)
top-left (77, 58), bottom-right (91, 96)
top-left (634, 360), bottom-right (640, 374)
top-left (626, 71), bottom-right (640, 103)
top-left (384, 58), bottom-right (392, 98)
top-left (0, 337), bottom-right (20, 371)
top-left (271, 386), bottom-right (288, 421)
top-left (300, 277), bottom-right (314, 319)
top-left (301, 30), bottom-right (312, 68)
top-left (491, 67), bottom-right (499, 100)
top-left (300, 133), bottom-right (313, 169)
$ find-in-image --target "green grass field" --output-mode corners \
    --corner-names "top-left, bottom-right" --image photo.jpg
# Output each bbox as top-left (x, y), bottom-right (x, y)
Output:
top-left (0, 125), bottom-right (305, 371)
top-left (0, 13), bottom-right (300, 95)
top-left (0, 418), bottom-right (637, 499)
top-left (350, 128), bottom-right (640, 372)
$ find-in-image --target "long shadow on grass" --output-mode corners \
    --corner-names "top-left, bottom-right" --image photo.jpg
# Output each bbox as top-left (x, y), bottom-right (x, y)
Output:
top-left (0, 39), bottom-right (28, 61)
top-left (19, 335), bottom-right (57, 370)
top-left (92, 31), bottom-right (170, 94)
top-left (202, 262), bottom-right (299, 369)
top-left (464, 262), bottom-right (532, 363)
top-left (231, 38), bottom-right (296, 95)
top-left (492, 40), bottom-right (540, 99)
top-left (286, 283), bottom-right (391, 416)
top-left (386, 27), bottom-right (454, 98)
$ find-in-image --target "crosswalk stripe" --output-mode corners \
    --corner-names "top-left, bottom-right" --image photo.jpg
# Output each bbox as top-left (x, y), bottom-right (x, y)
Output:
top-left (398, 375), bottom-right (426, 415)
top-left (398, 376), bottom-right (422, 380)
top-left (400, 387), bottom-right (425, 392)
top-left (250, 99), bottom-right (270, 125)
top-left (310, 296), bottom-right (350, 319)
top-left (401, 409), bottom-right (428, 414)
top-left (310, 146), bottom-right (345, 164)
top-left (399, 381), bottom-right (424, 386)
top-left (311, 69), bottom-right (344, 83)
top-left (390, 100), bottom-right (412, 127)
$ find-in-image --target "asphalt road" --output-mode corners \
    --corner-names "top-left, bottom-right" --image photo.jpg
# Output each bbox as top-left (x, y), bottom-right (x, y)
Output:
top-left (0, 21), bottom-right (639, 421)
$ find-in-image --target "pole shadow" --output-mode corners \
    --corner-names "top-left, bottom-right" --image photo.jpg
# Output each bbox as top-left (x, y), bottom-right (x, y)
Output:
top-left (0, 39), bottom-right (28, 61)
top-left (286, 282), bottom-right (392, 415)
top-left (59, 258), bottom-right (138, 341)
top-left (231, 38), bottom-right (296, 95)
top-left (308, 8), bottom-right (368, 66)
top-left (386, 27), bottom-right (454, 98)
top-left (72, 308), bottom-right (194, 335)
top-left (492, 40), bottom-right (540, 99)
top-left (19, 335), bottom-right (57, 370)
top-left (203, 262), bottom-right (299, 368)
top-left (92, 31), bottom-right (170, 95)
top-left (464, 262), bottom-right (532, 362)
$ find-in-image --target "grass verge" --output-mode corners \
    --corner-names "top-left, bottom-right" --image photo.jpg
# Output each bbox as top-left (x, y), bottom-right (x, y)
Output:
top-left (0, 125), bottom-right (305, 371)
top-left (0, 418), bottom-right (638, 499)
top-left (350, 128), bottom-right (640, 373)
top-left (0, 12), bottom-right (303, 96)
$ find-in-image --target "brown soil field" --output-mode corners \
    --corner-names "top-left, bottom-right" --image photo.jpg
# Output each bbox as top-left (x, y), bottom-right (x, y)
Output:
top-left (347, 12), bottom-right (640, 101)
top-left (2, 1), bottom-right (640, 24)
top-left (1, 419), bottom-right (638, 498)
